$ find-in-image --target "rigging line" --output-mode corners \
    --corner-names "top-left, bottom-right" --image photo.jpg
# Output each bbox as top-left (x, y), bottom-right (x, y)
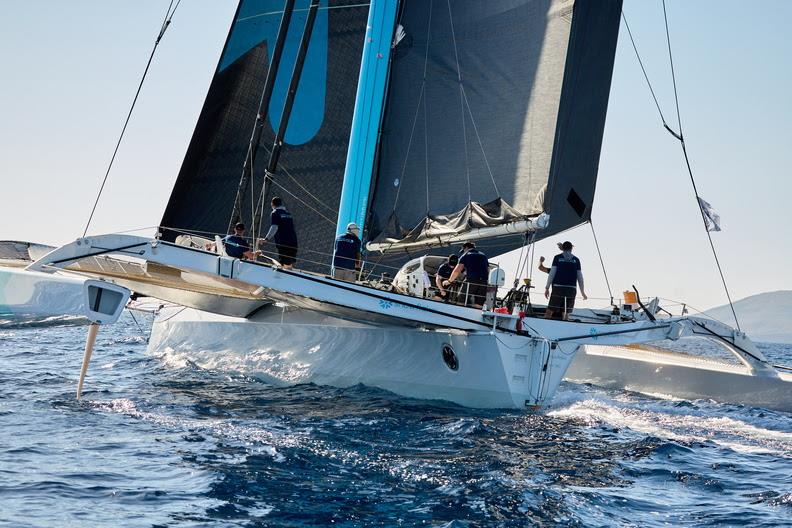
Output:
top-left (513, 235), bottom-right (527, 288)
top-left (82, 0), bottom-right (181, 238)
top-left (621, 10), bottom-right (669, 128)
top-left (445, 0), bottom-right (470, 202)
top-left (127, 309), bottom-right (150, 344)
top-left (264, 178), bottom-right (337, 225)
top-left (424, 86), bottom-right (430, 214)
top-left (661, 0), bottom-right (740, 331)
top-left (423, 0), bottom-right (434, 215)
top-left (461, 86), bottom-right (499, 197)
top-left (661, 0), bottom-right (683, 136)
top-left (528, 233), bottom-right (536, 283)
top-left (392, 84), bottom-right (425, 212)
top-left (255, 141), bottom-right (339, 215)
top-left (588, 220), bottom-right (613, 303)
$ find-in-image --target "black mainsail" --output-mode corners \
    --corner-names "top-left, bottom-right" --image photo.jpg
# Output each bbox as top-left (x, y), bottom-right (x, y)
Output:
top-left (159, 0), bottom-right (369, 271)
top-left (365, 0), bottom-right (622, 260)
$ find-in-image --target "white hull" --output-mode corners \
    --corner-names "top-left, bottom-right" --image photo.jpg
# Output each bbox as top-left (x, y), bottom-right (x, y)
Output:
top-left (0, 266), bottom-right (129, 325)
top-left (149, 305), bottom-right (575, 409)
top-left (567, 345), bottom-right (792, 413)
top-left (34, 234), bottom-right (782, 410)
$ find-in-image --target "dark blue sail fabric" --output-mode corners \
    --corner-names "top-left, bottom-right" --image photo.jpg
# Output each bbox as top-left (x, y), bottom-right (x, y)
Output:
top-left (366, 0), bottom-right (622, 263)
top-left (160, 0), bottom-right (369, 271)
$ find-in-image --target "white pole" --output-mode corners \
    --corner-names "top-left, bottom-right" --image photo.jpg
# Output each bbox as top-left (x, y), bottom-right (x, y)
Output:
top-left (77, 323), bottom-right (99, 400)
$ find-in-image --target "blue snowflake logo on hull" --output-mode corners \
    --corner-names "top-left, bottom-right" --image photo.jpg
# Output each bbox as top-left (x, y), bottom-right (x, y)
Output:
top-left (379, 300), bottom-right (393, 309)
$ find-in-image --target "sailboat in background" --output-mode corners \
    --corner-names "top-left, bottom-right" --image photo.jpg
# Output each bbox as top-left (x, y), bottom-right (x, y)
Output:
top-left (15, 0), bottom-right (791, 410)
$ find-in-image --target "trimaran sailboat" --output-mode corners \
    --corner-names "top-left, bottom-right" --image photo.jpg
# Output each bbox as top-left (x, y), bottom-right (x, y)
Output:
top-left (4, 0), bottom-right (790, 410)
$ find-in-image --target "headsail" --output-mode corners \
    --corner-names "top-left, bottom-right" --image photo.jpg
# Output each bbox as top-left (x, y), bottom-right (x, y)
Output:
top-left (159, 0), bottom-right (369, 271)
top-left (364, 0), bottom-right (622, 259)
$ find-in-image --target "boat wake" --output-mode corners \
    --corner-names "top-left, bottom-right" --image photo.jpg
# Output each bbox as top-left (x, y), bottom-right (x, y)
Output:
top-left (0, 314), bottom-right (87, 329)
top-left (549, 384), bottom-right (792, 457)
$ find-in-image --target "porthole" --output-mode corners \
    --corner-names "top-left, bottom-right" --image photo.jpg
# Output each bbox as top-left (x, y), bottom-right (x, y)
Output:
top-left (442, 344), bottom-right (459, 371)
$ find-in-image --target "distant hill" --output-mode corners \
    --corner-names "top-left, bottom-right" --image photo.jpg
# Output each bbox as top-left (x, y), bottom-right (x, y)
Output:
top-left (704, 291), bottom-right (792, 344)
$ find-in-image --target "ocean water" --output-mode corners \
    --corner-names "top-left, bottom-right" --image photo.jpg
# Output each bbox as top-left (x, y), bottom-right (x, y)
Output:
top-left (0, 313), bottom-right (790, 527)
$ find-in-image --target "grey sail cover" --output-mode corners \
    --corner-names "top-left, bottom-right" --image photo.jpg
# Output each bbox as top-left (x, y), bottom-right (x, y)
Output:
top-left (366, 0), bottom-right (622, 259)
top-left (159, 0), bottom-right (369, 271)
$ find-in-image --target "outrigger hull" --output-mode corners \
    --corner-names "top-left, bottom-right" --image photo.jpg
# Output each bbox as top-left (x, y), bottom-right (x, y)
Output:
top-left (566, 345), bottom-right (792, 413)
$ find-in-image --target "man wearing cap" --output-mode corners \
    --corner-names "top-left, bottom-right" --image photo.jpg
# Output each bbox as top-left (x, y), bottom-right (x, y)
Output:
top-left (261, 197), bottom-right (298, 269)
top-left (215, 222), bottom-right (258, 260)
top-left (435, 254), bottom-right (459, 300)
top-left (443, 242), bottom-right (489, 308)
top-left (333, 222), bottom-right (363, 282)
top-left (544, 241), bottom-right (587, 320)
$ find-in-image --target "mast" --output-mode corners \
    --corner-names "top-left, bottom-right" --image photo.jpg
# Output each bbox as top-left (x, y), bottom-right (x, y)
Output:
top-left (228, 0), bottom-right (296, 234)
top-left (252, 0), bottom-right (321, 238)
top-left (335, 0), bottom-right (400, 237)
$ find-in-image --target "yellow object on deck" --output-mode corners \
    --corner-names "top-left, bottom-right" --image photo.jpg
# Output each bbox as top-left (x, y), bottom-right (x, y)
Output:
top-left (623, 290), bottom-right (638, 304)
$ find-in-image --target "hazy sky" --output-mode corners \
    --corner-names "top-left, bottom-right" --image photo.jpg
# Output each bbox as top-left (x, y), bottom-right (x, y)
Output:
top-left (1, 1), bottom-right (790, 313)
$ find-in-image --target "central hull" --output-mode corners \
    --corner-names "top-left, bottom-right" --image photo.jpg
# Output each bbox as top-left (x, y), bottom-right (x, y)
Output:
top-left (149, 305), bottom-right (577, 409)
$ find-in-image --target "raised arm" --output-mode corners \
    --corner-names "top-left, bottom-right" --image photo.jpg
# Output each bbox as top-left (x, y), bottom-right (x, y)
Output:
top-left (538, 256), bottom-right (550, 274)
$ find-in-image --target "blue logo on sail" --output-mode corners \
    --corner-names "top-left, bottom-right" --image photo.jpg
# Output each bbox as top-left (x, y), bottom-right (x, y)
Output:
top-left (219, 0), bottom-right (327, 145)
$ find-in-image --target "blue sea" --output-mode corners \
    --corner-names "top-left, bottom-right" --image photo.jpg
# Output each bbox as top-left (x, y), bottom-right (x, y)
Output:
top-left (1, 313), bottom-right (790, 527)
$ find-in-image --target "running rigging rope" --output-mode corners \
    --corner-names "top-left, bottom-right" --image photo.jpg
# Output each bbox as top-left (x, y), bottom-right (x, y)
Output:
top-left (589, 220), bottom-right (614, 304)
top-left (82, 0), bottom-right (182, 237)
top-left (622, 4), bottom-right (741, 331)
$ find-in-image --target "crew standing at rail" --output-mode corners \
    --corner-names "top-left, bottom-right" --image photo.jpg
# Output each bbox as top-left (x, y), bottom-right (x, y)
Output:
top-left (332, 222), bottom-right (362, 282)
top-left (261, 197), bottom-right (298, 269)
top-left (544, 241), bottom-right (587, 320)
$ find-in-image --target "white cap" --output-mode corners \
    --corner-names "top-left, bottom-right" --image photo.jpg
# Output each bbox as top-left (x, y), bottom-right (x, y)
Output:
top-left (347, 222), bottom-right (359, 232)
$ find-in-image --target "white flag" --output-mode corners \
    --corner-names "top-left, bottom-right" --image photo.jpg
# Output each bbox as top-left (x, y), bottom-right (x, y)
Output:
top-left (697, 197), bottom-right (722, 232)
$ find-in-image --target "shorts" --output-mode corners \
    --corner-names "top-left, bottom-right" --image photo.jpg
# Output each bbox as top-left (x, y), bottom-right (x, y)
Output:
top-left (548, 285), bottom-right (576, 314)
top-left (457, 280), bottom-right (487, 306)
top-left (277, 244), bottom-right (297, 266)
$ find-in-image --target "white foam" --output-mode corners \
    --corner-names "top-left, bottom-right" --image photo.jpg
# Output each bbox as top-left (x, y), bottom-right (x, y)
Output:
top-left (549, 396), bottom-right (792, 457)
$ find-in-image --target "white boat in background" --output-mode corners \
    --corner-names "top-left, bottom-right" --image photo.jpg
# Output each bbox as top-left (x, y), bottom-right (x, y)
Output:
top-left (0, 241), bottom-right (129, 326)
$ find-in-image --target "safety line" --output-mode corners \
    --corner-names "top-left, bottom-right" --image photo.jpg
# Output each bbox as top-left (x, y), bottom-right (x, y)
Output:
top-left (621, 5), bottom-right (740, 331)
top-left (83, 0), bottom-right (181, 237)
top-left (589, 220), bottom-right (613, 304)
top-left (661, 0), bottom-right (740, 331)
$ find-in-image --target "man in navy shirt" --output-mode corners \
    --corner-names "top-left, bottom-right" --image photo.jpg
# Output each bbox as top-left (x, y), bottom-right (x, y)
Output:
top-left (544, 241), bottom-right (587, 319)
top-left (435, 254), bottom-right (458, 300)
top-left (221, 222), bottom-right (256, 259)
top-left (443, 242), bottom-right (489, 308)
top-left (261, 197), bottom-right (298, 269)
top-left (332, 222), bottom-right (362, 282)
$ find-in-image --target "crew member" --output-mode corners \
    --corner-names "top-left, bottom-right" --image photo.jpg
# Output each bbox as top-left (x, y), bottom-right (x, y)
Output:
top-left (333, 222), bottom-right (362, 282)
top-left (261, 197), bottom-right (298, 269)
top-left (435, 254), bottom-right (458, 300)
top-left (544, 241), bottom-right (587, 320)
top-left (444, 242), bottom-right (489, 308)
top-left (208, 222), bottom-right (258, 259)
